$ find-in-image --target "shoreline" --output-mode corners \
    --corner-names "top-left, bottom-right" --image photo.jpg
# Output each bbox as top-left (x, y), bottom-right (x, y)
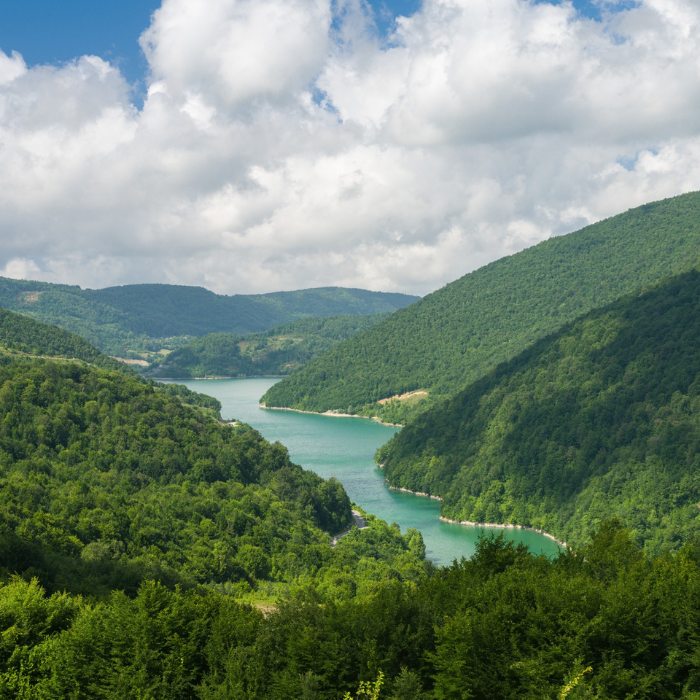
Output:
top-left (387, 484), bottom-right (443, 501)
top-left (381, 481), bottom-right (567, 548)
top-left (152, 375), bottom-right (287, 381)
top-left (260, 403), bottom-right (403, 428)
top-left (438, 516), bottom-right (567, 548)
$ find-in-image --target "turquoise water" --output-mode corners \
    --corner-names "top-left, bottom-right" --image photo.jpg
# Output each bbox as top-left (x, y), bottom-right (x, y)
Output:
top-left (172, 377), bottom-right (561, 566)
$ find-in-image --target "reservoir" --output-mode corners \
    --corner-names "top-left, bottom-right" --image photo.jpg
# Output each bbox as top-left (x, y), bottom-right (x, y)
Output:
top-left (173, 377), bottom-right (561, 565)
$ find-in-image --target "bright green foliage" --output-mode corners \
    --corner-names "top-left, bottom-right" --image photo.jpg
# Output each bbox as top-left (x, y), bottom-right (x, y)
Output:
top-left (343, 671), bottom-right (384, 699)
top-left (378, 270), bottom-right (700, 551)
top-left (3, 526), bottom-right (700, 698)
top-left (263, 191), bottom-right (700, 423)
top-left (0, 357), bottom-right (429, 601)
top-left (147, 313), bottom-right (390, 378)
top-left (0, 278), bottom-right (418, 355)
top-left (0, 305), bottom-right (219, 414)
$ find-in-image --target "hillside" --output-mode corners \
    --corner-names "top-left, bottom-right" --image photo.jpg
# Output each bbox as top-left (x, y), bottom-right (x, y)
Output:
top-left (0, 357), bottom-right (428, 601)
top-left (0, 278), bottom-right (418, 356)
top-left (147, 312), bottom-right (389, 378)
top-left (0, 307), bottom-right (123, 371)
top-left (3, 523), bottom-right (700, 698)
top-left (263, 191), bottom-right (700, 423)
top-left (377, 270), bottom-right (700, 552)
top-left (0, 319), bottom-right (698, 698)
top-left (0, 308), bottom-right (223, 414)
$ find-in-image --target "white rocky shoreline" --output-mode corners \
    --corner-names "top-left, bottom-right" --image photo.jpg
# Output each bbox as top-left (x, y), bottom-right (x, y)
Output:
top-left (259, 403), bottom-right (403, 427)
top-left (383, 480), bottom-right (567, 548)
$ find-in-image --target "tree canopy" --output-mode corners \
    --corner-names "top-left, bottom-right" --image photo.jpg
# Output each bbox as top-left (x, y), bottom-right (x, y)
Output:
top-left (264, 191), bottom-right (700, 424)
top-left (378, 270), bottom-right (700, 553)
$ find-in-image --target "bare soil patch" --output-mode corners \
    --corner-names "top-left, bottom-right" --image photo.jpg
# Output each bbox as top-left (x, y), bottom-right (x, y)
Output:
top-left (377, 390), bottom-right (428, 404)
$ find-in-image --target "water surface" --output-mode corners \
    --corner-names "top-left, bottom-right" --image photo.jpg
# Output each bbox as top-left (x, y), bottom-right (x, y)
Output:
top-left (173, 377), bottom-right (561, 565)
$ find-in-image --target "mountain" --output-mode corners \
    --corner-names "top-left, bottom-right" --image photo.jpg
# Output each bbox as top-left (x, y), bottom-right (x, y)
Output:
top-left (0, 304), bottom-right (698, 698)
top-left (0, 307), bottom-right (122, 371)
top-left (0, 278), bottom-right (419, 356)
top-left (0, 307), bottom-right (223, 413)
top-left (377, 270), bottom-right (700, 552)
top-left (147, 312), bottom-right (390, 378)
top-left (263, 191), bottom-right (700, 424)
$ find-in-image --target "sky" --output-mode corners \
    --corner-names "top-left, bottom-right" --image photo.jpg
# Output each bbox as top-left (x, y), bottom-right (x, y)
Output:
top-left (0, 0), bottom-right (699, 296)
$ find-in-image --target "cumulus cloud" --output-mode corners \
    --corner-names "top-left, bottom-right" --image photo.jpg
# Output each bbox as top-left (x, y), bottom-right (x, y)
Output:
top-left (1, 0), bottom-right (700, 294)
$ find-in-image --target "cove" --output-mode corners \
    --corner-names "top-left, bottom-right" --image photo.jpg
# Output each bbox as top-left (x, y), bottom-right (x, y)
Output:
top-left (171, 377), bottom-right (561, 566)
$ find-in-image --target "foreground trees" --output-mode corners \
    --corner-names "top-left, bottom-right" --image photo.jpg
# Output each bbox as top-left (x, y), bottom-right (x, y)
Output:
top-left (2, 523), bottom-right (700, 698)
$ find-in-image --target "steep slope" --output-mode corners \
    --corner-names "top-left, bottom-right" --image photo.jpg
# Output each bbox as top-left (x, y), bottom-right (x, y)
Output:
top-left (263, 191), bottom-right (700, 423)
top-left (0, 357), bottom-right (429, 600)
top-left (377, 270), bottom-right (700, 552)
top-left (0, 307), bottom-right (122, 371)
top-left (147, 312), bottom-right (389, 378)
top-left (0, 279), bottom-right (418, 355)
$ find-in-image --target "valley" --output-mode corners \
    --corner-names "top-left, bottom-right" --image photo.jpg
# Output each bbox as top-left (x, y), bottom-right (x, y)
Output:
top-left (3, 192), bottom-right (700, 696)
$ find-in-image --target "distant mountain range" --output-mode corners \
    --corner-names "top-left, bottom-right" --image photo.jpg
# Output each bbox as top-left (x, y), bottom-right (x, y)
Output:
top-left (146, 313), bottom-right (390, 379)
top-left (0, 279), bottom-right (419, 356)
top-left (263, 191), bottom-right (700, 424)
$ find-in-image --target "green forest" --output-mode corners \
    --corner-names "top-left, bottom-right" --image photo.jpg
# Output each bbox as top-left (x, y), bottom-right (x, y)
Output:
top-left (378, 270), bottom-right (700, 553)
top-left (0, 309), bottom-right (121, 371)
top-left (3, 523), bottom-right (700, 698)
top-left (263, 191), bottom-right (700, 424)
top-left (147, 313), bottom-right (389, 379)
top-left (0, 358), bottom-right (429, 600)
top-left (0, 279), bottom-right (417, 356)
top-left (6, 195), bottom-right (700, 696)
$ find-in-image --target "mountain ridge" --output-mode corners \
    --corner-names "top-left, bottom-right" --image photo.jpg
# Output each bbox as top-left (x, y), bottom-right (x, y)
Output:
top-left (0, 279), bottom-right (419, 356)
top-left (377, 270), bottom-right (700, 552)
top-left (262, 191), bottom-right (700, 424)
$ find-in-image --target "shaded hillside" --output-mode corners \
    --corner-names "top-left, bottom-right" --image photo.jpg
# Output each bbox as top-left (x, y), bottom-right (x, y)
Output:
top-left (263, 191), bottom-right (700, 423)
top-left (378, 271), bottom-right (700, 552)
top-left (0, 279), bottom-right (418, 355)
top-left (147, 312), bottom-right (389, 378)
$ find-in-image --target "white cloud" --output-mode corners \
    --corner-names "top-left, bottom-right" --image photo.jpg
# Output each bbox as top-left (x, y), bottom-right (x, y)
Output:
top-left (1, 0), bottom-right (700, 295)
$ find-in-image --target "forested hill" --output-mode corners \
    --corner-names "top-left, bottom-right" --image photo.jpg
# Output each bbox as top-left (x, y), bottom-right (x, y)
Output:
top-left (263, 191), bottom-right (700, 423)
top-left (0, 308), bottom-right (222, 413)
top-left (0, 308), bottom-right (120, 371)
top-left (147, 312), bottom-right (389, 378)
top-left (0, 358), bottom-right (428, 602)
top-left (378, 270), bottom-right (700, 553)
top-left (0, 279), bottom-right (418, 355)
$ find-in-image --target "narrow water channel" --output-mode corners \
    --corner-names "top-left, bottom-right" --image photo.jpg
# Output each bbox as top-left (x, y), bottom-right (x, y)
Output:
top-left (172, 377), bottom-right (561, 565)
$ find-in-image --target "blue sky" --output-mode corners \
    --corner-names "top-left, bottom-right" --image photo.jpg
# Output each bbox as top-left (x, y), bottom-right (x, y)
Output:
top-left (0, 0), bottom-right (602, 87)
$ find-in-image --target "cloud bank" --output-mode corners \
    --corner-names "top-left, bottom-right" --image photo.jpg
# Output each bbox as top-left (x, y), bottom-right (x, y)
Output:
top-left (1, 0), bottom-right (700, 294)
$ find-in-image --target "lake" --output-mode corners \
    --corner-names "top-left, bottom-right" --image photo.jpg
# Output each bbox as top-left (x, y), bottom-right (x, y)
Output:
top-left (171, 377), bottom-right (561, 566)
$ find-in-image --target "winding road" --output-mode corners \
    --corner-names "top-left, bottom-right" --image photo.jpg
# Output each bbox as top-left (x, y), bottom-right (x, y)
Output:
top-left (331, 509), bottom-right (368, 546)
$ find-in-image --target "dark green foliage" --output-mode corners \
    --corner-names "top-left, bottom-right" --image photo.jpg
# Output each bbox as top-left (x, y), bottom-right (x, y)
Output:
top-left (378, 270), bottom-right (700, 551)
top-left (264, 191), bottom-right (700, 423)
top-left (147, 380), bottom-right (223, 413)
top-left (0, 306), bottom-right (219, 415)
top-left (147, 313), bottom-right (389, 379)
top-left (0, 278), bottom-right (417, 355)
top-left (3, 526), bottom-right (700, 699)
top-left (150, 333), bottom-right (253, 378)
